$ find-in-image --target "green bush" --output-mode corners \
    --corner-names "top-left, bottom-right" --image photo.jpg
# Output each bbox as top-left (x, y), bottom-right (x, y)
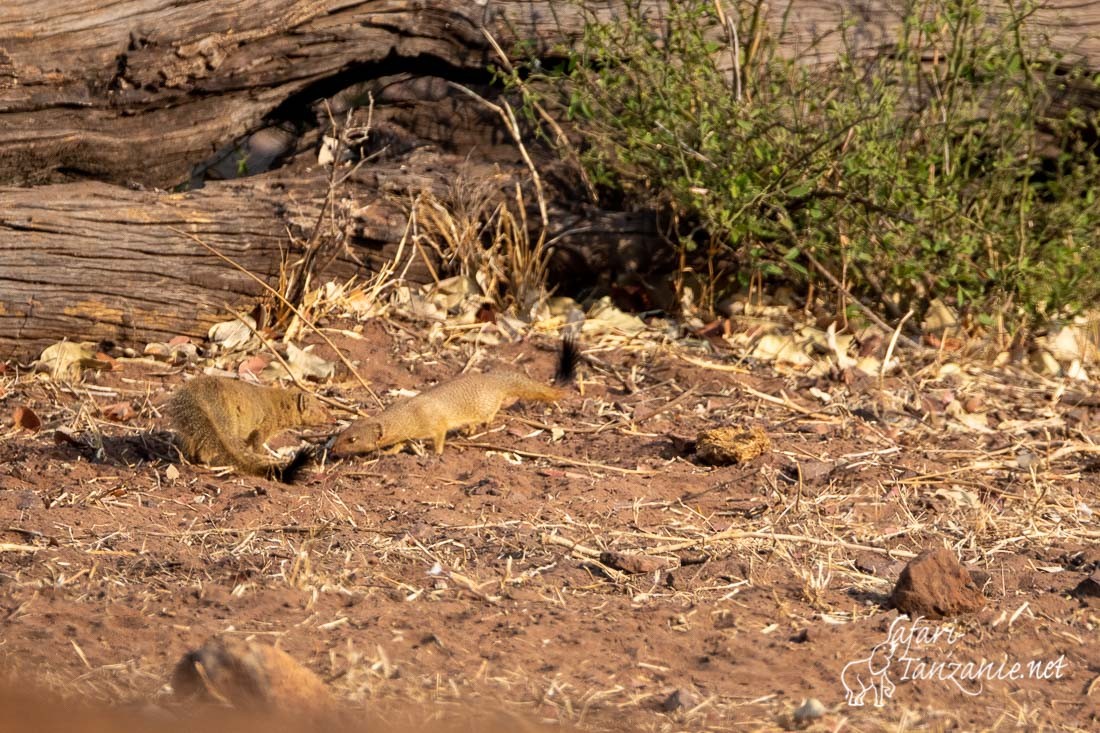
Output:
top-left (510, 0), bottom-right (1100, 331)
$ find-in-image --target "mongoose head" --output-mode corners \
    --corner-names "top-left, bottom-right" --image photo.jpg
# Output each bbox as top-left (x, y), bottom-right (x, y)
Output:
top-left (331, 420), bottom-right (383, 456)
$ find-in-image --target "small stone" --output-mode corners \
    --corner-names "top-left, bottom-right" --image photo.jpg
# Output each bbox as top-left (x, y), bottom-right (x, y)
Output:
top-left (968, 569), bottom-right (992, 589)
top-left (661, 687), bottom-right (700, 712)
top-left (52, 427), bottom-right (82, 446)
top-left (891, 548), bottom-right (985, 619)
top-left (12, 406), bottom-right (41, 433)
top-left (795, 459), bottom-right (834, 484)
top-left (793, 698), bottom-right (826, 722)
top-left (101, 401), bottom-right (136, 422)
top-left (1073, 570), bottom-right (1100, 599)
top-left (789, 628), bottom-right (810, 644)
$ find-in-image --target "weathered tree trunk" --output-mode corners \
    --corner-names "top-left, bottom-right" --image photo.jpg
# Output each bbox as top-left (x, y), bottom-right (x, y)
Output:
top-left (0, 179), bottom-right (357, 358)
top-left (5, 1), bottom-right (1097, 188)
top-left (0, 0), bottom-right (616, 188)
top-left (1, 1), bottom-right (1098, 360)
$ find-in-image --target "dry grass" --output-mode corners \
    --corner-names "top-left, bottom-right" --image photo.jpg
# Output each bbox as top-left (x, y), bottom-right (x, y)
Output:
top-left (411, 172), bottom-right (552, 318)
top-left (3, 318), bottom-right (1098, 731)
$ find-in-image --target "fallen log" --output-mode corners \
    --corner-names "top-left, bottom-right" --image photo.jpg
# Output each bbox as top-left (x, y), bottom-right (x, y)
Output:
top-left (0, 179), bottom-right (360, 360)
top-left (5, 2), bottom-right (1097, 189)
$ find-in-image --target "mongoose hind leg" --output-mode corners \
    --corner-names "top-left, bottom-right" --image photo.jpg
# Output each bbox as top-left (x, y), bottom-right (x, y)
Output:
top-left (432, 430), bottom-right (448, 454)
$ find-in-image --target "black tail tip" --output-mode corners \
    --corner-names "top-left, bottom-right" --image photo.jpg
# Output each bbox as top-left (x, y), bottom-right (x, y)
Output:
top-left (274, 445), bottom-right (317, 484)
top-left (555, 333), bottom-right (580, 384)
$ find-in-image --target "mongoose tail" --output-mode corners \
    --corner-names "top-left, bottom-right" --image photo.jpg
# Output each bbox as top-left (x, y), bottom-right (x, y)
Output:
top-left (274, 445), bottom-right (317, 483)
top-left (555, 333), bottom-right (579, 385)
top-left (333, 335), bottom-right (578, 457)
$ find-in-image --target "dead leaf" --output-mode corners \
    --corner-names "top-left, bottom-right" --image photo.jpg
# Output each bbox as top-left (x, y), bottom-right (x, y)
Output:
top-left (750, 333), bottom-right (813, 367)
top-left (922, 298), bottom-right (959, 333)
top-left (826, 322), bottom-right (858, 370)
top-left (431, 275), bottom-right (479, 313)
top-left (475, 303), bottom-right (497, 323)
top-left (35, 342), bottom-right (112, 381)
top-left (13, 406), bottom-right (41, 433)
top-left (932, 486), bottom-right (980, 509)
top-left (165, 465), bottom-right (180, 481)
top-left (1046, 325), bottom-right (1100, 362)
top-left (583, 296), bottom-right (648, 336)
top-left (208, 316), bottom-right (257, 350)
top-left (262, 343), bottom-right (334, 382)
top-left (101, 402), bottom-right (136, 422)
top-left (945, 401), bottom-right (992, 432)
top-left (238, 355), bottom-right (270, 378)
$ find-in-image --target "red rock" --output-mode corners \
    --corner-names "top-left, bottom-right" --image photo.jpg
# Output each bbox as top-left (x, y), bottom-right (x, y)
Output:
top-left (890, 548), bottom-right (985, 619)
top-left (172, 637), bottom-right (334, 715)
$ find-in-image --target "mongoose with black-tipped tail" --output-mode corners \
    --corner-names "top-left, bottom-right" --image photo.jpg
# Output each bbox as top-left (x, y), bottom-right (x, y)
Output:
top-left (168, 376), bottom-right (331, 481)
top-left (333, 336), bottom-right (578, 456)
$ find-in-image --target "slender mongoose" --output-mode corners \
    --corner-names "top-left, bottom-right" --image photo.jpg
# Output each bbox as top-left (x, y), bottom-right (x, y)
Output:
top-left (333, 336), bottom-right (578, 456)
top-left (168, 376), bottom-right (331, 481)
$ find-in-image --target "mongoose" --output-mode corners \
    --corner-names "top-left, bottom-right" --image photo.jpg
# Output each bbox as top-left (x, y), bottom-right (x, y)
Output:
top-left (333, 336), bottom-right (578, 456)
top-left (168, 376), bottom-right (330, 481)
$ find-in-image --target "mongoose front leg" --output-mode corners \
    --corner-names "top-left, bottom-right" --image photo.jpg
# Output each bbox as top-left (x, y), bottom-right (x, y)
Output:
top-left (432, 431), bottom-right (447, 454)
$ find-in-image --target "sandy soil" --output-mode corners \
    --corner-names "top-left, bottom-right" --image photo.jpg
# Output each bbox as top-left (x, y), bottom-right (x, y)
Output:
top-left (1, 319), bottom-right (1097, 732)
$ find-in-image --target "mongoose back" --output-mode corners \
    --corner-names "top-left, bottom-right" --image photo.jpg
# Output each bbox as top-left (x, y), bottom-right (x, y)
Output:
top-left (333, 336), bottom-right (578, 456)
top-left (168, 376), bottom-right (330, 481)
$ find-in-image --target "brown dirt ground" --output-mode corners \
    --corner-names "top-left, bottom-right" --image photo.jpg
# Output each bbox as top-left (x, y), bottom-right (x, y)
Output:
top-left (1, 318), bottom-right (1098, 732)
